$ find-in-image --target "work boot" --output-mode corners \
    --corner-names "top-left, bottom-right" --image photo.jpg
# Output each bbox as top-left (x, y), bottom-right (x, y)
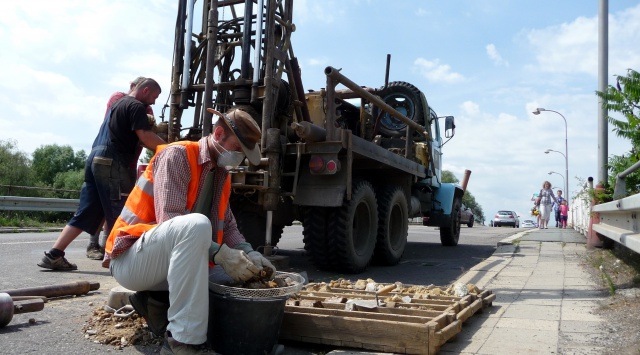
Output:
top-left (86, 242), bottom-right (105, 260)
top-left (161, 332), bottom-right (219, 355)
top-left (129, 291), bottom-right (170, 337)
top-left (37, 252), bottom-right (77, 271)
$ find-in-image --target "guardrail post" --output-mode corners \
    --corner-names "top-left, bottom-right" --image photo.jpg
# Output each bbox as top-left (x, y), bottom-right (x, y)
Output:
top-left (587, 182), bottom-right (605, 249)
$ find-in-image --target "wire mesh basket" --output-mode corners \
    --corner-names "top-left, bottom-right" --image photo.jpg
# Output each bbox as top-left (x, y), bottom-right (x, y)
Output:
top-left (208, 271), bottom-right (305, 299)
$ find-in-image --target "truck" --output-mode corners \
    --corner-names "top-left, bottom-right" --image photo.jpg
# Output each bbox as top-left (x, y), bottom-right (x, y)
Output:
top-left (158, 0), bottom-right (468, 273)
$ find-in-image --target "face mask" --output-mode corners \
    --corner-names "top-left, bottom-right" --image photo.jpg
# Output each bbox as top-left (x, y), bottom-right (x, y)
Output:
top-left (212, 137), bottom-right (245, 170)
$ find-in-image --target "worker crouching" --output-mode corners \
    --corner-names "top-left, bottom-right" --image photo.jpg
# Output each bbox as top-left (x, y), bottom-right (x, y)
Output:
top-left (102, 107), bottom-right (274, 354)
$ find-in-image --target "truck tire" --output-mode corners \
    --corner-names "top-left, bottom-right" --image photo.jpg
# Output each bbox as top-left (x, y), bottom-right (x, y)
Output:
top-left (440, 197), bottom-right (461, 246)
top-left (302, 206), bottom-right (338, 271)
top-left (373, 185), bottom-right (408, 266)
top-left (232, 209), bottom-right (284, 251)
top-left (329, 180), bottom-right (378, 273)
top-left (374, 81), bottom-right (425, 139)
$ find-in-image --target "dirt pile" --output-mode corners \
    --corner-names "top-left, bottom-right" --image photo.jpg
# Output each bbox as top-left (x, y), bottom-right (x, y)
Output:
top-left (82, 307), bottom-right (162, 349)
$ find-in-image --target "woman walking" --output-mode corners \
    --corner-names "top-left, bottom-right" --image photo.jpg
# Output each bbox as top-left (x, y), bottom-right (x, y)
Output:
top-left (536, 181), bottom-right (559, 229)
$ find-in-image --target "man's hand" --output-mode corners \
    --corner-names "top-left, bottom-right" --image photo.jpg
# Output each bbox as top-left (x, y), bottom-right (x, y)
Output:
top-left (247, 251), bottom-right (277, 279)
top-left (213, 244), bottom-right (260, 282)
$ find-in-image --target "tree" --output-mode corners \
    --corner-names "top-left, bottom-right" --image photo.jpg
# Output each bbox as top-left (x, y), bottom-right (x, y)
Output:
top-left (595, 68), bottom-right (640, 195)
top-left (31, 144), bottom-right (86, 186)
top-left (0, 140), bottom-right (34, 196)
top-left (441, 170), bottom-right (485, 223)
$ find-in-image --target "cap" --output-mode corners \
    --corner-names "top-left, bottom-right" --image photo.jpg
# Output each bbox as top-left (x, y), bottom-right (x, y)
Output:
top-left (207, 108), bottom-right (262, 165)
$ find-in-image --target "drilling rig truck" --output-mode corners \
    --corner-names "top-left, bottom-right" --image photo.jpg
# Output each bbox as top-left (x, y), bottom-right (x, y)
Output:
top-left (158, 0), bottom-right (468, 273)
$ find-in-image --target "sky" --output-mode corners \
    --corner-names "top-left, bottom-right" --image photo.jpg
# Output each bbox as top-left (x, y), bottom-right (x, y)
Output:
top-left (1, 0), bottom-right (639, 224)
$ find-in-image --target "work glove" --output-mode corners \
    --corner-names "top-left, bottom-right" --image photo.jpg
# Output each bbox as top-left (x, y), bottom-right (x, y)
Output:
top-left (211, 244), bottom-right (260, 282)
top-left (247, 251), bottom-right (277, 280)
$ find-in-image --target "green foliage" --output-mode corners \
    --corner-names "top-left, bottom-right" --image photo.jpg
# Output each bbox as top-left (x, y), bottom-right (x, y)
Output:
top-left (52, 170), bottom-right (84, 198)
top-left (595, 68), bottom-right (640, 195)
top-left (140, 148), bottom-right (154, 164)
top-left (441, 170), bottom-right (458, 184)
top-left (442, 170), bottom-right (485, 223)
top-left (0, 140), bottom-right (34, 196)
top-left (32, 144), bottom-right (86, 186)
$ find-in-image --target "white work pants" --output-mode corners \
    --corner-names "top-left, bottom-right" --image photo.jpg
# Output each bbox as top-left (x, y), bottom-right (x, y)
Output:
top-left (110, 213), bottom-right (211, 345)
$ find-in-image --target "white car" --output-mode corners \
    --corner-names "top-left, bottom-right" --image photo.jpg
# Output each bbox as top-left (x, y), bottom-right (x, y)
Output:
top-left (522, 220), bottom-right (537, 228)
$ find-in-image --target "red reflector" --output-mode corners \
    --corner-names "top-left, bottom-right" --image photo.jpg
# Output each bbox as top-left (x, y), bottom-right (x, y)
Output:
top-left (309, 156), bottom-right (324, 173)
top-left (326, 160), bottom-right (337, 172)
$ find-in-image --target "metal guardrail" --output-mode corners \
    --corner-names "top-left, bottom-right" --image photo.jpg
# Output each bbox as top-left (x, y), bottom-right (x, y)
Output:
top-left (0, 196), bottom-right (79, 212)
top-left (592, 193), bottom-right (640, 254)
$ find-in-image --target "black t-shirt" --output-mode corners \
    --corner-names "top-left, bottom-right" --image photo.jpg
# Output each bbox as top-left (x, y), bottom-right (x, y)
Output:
top-left (103, 96), bottom-right (151, 159)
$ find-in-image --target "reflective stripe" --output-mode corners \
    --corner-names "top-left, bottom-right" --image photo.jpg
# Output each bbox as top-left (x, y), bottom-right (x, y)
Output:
top-left (120, 206), bottom-right (145, 225)
top-left (136, 175), bottom-right (154, 197)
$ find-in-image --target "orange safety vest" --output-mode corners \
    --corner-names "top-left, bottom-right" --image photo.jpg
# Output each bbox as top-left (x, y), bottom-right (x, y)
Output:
top-left (104, 141), bottom-right (232, 258)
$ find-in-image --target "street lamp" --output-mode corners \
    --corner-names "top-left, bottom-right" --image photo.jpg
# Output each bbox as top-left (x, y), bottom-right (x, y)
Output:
top-left (544, 149), bottom-right (567, 193)
top-left (548, 171), bottom-right (565, 194)
top-left (533, 108), bottom-right (569, 202)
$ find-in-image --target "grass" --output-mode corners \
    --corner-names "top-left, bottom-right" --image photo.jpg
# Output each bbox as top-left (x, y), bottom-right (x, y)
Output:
top-left (0, 212), bottom-right (67, 228)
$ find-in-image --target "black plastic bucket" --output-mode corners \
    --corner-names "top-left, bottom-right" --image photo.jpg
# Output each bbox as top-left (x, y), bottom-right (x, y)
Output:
top-left (207, 290), bottom-right (287, 355)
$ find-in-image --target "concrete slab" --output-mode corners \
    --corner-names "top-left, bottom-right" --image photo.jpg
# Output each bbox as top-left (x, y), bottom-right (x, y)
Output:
top-left (476, 327), bottom-right (559, 354)
top-left (560, 320), bottom-right (607, 333)
top-left (502, 304), bottom-right (561, 321)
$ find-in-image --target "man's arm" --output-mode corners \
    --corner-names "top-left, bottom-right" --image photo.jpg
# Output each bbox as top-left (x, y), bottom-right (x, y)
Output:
top-left (136, 129), bottom-right (166, 152)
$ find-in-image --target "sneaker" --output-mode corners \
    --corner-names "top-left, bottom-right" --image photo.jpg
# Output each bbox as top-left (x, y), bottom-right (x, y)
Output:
top-left (86, 243), bottom-right (105, 260)
top-left (161, 333), bottom-right (218, 355)
top-left (37, 252), bottom-right (77, 271)
top-left (129, 291), bottom-right (170, 337)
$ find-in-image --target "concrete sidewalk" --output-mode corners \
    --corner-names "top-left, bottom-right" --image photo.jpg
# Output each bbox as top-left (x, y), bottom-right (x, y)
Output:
top-left (437, 227), bottom-right (609, 355)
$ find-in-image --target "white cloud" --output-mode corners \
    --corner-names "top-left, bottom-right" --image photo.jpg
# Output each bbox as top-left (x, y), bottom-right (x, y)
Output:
top-left (527, 4), bottom-right (640, 76)
top-left (413, 58), bottom-right (465, 84)
top-left (486, 44), bottom-right (509, 67)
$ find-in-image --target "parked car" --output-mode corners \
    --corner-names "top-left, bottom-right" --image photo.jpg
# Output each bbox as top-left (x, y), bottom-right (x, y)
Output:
top-left (493, 210), bottom-right (520, 228)
top-left (460, 204), bottom-right (474, 227)
top-left (522, 219), bottom-right (537, 228)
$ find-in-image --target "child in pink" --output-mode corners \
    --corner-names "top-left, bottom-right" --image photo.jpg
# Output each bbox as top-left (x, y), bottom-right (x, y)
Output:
top-left (559, 200), bottom-right (569, 228)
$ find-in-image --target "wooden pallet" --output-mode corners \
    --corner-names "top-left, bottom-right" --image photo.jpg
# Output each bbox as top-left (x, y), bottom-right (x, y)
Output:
top-left (280, 283), bottom-right (495, 354)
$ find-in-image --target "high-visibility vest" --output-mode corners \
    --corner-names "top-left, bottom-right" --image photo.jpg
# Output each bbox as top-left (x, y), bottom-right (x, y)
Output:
top-left (104, 141), bottom-right (231, 255)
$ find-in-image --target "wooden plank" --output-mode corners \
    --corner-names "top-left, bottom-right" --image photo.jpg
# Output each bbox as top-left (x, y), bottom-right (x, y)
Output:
top-left (282, 283), bottom-right (494, 354)
top-left (280, 312), bottom-right (431, 354)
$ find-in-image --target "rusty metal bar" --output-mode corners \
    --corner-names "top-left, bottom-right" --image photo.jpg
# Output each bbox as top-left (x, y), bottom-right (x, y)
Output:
top-left (1, 281), bottom-right (100, 298)
top-left (324, 66), bottom-right (428, 137)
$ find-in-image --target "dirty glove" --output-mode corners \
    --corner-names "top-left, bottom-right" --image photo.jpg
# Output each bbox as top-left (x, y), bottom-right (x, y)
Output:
top-left (211, 244), bottom-right (260, 282)
top-left (247, 251), bottom-right (277, 279)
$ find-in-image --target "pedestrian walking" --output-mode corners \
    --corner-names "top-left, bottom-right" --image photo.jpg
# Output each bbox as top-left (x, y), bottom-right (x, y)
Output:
top-left (535, 181), bottom-right (558, 229)
top-left (559, 200), bottom-right (569, 228)
top-left (552, 190), bottom-right (565, 228)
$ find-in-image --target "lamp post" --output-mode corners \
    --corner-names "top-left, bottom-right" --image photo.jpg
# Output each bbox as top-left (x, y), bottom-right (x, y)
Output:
top-left (548, 171), bottom-right (565, 193)
top-left (544, 148), bottom-right (567, 197)
top-left (533, 108), bottom-right (569, 202)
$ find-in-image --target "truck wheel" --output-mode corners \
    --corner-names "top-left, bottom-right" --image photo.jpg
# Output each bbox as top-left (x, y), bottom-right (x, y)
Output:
top-left (302, 206), bottom-right (338, 271)
top-left (329, 180), bottom-right (378, 273)
top-left (374, 81), bottom-right (425, 139)
top-left (440, 197), bottom-right (461, 246)
top-left (373, 185), bottom-right (408, 266)
top-left (232, 209), bottom-right (284, 251)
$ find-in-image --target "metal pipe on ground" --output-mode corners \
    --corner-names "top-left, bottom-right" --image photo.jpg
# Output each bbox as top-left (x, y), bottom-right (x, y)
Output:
top-left (0, 281), bottom-right (100, 298)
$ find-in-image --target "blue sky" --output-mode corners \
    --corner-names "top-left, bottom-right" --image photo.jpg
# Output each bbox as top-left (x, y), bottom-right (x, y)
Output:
top-left (1, 0), bottom-right (639, 223)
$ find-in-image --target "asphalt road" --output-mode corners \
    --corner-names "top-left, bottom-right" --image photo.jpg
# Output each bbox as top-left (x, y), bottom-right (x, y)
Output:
top-left (0, 224), bottom-right (522, 354)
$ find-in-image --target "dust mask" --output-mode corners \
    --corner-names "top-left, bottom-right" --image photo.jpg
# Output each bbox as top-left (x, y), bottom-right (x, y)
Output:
top-left (212, 136), bottom-right (245, 170)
